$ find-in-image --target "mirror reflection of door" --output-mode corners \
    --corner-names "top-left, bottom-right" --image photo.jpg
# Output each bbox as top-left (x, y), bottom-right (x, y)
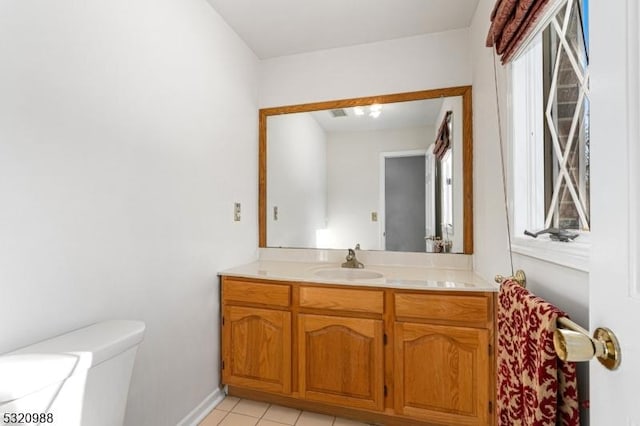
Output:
top-left (384, 153), bottom-right (426, 252)
top-left (425, 148), bottom-right (436, 251)
top-left (440, 148), bottom-right (453, 242)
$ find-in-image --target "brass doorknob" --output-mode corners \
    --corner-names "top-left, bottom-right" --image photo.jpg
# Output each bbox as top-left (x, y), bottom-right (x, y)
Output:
top-left (553, 322), bottom-right (621, 370)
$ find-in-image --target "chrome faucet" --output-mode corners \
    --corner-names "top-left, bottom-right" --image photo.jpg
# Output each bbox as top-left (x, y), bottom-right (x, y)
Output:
top-left (341, 245), bottom-right (364, 269)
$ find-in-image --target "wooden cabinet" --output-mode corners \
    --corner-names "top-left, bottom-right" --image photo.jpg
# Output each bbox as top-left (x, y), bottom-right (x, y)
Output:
top-left (222, 278), bottom-right (290, 307)
top-left (222, 305), bottom-right (291, 393)
top-left (394, 291), bottom-right (493, 426)
top-left (221, 278), bottom-right (292, 394)
top-left (394, 322), bottom-right (490, 425)
top-left (395, 293), bottom-right (491, 325)
top-left (298, 286), bottom-right (384, 314)
top-left (298, 314), bottom-right (384, 411)
top-left (220, 276), bottom-right (496, 426)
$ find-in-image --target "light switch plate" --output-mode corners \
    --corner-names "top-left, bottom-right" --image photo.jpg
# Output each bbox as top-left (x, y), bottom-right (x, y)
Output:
top-left (371, 212), bottom-right (378, 222)
top-left (234, 202), bottom-right (241, 221)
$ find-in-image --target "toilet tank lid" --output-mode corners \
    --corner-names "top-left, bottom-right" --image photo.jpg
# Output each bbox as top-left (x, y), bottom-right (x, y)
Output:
top-left (0, 320), bottom-right (145, 406)
top-left (0, 320), bottom-right (145, 404)
top-left (7, 320), bottom-right (145, 370)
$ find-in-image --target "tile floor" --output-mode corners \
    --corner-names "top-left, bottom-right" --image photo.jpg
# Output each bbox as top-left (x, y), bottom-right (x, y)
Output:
top-left (199, 396), bottom-right (375, 426)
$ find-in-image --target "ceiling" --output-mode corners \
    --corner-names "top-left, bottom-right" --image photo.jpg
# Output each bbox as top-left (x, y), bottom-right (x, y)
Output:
top-left (309, 97), bottom-right (445, 133)
top-left (206, 0), bottom-right (480, 59)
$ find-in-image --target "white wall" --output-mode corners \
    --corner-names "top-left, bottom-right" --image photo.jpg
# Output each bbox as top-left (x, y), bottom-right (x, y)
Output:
top-left (0, 1), bottom-right (258, 425)
top-left (470, 0), bottom-right (589, 419)
top-left (326, 127), bottom-right (432, 250)
top-left (259, 29), bottom-right (472, 108)
top-left (267, 113), bottom-right (327, 248)
top-left (468, 0), bottom-right (512, 284)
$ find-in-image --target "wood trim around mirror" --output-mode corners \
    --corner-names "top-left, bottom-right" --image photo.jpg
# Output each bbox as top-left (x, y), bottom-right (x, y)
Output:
top-left (259, 85), bottom-right (473, 254)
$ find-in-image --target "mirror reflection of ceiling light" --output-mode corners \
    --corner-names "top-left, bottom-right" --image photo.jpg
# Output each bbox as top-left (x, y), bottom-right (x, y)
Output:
top-left (353, 104), bottom-right (383, 118)
top-left (369, 103), bottom-right (382, 118)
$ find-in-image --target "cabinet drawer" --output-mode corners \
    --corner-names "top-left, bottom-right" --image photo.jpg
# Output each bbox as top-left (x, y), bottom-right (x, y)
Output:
top-left (222, 278), bottom-right (290, 307)
top-left (395, 293), bottom-right (490, 324)
top-left (300, 286), bottom-right (384, 314)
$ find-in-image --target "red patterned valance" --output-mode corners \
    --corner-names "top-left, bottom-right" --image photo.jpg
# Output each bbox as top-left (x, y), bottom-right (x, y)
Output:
top-left (486, 0), bottom-right (552, 63)
top-left (433, 111), bottom-right (452, 161)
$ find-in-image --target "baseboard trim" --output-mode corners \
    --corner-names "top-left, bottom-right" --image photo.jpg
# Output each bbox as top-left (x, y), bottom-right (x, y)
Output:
top-left (177, 387), bottom-right (225, 426)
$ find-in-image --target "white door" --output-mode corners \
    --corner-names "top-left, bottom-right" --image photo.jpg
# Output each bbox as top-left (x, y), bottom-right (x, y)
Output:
top-left (589, 1), bottom-right (640, 423)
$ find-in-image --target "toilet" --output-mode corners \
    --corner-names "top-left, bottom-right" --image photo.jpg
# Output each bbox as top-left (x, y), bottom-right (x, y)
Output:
top-left (0, 320), bottom-right (145, 426)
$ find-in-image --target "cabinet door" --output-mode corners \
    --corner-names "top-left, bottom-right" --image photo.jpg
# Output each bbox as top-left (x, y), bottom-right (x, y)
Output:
top-left (222, 306), bottom-right (291, 394)
top-left (394, 322), bottom-right (490, 426)
top-left (298, 314), bottom-right (384, 411)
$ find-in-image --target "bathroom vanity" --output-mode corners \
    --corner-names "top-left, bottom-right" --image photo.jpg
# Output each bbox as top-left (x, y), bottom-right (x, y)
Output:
top-left (226, 84), bottom-right (491, 424)
top-left (219, 258), bottom-right (497, 426)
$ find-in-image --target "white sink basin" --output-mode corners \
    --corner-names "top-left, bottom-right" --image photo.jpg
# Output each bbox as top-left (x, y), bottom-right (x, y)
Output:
top-left (313, 268), bottom-right (384, 280)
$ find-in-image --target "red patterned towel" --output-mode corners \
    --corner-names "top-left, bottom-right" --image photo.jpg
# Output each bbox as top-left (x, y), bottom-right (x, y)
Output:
top-left (497, 280), bottom-right (580, 426)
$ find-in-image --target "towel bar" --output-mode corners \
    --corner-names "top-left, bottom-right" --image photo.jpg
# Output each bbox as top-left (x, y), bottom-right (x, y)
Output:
top-left (553, 317), bottom-right (621, 370)
top-left (494, 269), bottom-right (527, 287)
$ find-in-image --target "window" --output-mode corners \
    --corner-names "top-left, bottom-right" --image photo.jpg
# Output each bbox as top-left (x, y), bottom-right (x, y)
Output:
top-left (543, 0), bottom-right (590, 230)
top-left (511, 0), bottom-right (589, 268)
top-left (513, 0), bottom-right (589, 231)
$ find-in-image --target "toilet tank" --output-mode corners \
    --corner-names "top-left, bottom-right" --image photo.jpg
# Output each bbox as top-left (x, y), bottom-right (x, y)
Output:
top-left (0, 320), bottom-right (145, 426)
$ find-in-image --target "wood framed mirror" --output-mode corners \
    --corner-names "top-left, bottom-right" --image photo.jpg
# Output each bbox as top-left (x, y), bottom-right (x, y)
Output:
top-left (259, 85), bottom-right (473, 254)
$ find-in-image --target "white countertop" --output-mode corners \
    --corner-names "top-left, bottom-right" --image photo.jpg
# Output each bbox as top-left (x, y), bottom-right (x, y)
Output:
top-left (219, 260), bottom-right (497, 292)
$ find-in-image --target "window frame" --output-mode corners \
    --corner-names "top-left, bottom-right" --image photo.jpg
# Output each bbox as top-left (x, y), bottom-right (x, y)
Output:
top-left (508, 3), bottom-right (591, 271)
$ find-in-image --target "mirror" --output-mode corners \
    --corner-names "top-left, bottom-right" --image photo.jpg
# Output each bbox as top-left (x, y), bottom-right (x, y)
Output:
top-left (259, 86), bottom-right (473, 254)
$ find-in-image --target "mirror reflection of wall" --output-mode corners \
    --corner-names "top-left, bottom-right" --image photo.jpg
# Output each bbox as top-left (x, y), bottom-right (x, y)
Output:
top-left (266, 95), bottom-right (465, 253)
top-left (267, 113), bottom-right (328, 248)
top-left (329, 125), bottom-right (430, 251)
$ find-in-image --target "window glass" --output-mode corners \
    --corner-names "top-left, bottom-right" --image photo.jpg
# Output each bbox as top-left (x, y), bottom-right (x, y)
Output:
top-left (513, 0), bottom-right (590, 233)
